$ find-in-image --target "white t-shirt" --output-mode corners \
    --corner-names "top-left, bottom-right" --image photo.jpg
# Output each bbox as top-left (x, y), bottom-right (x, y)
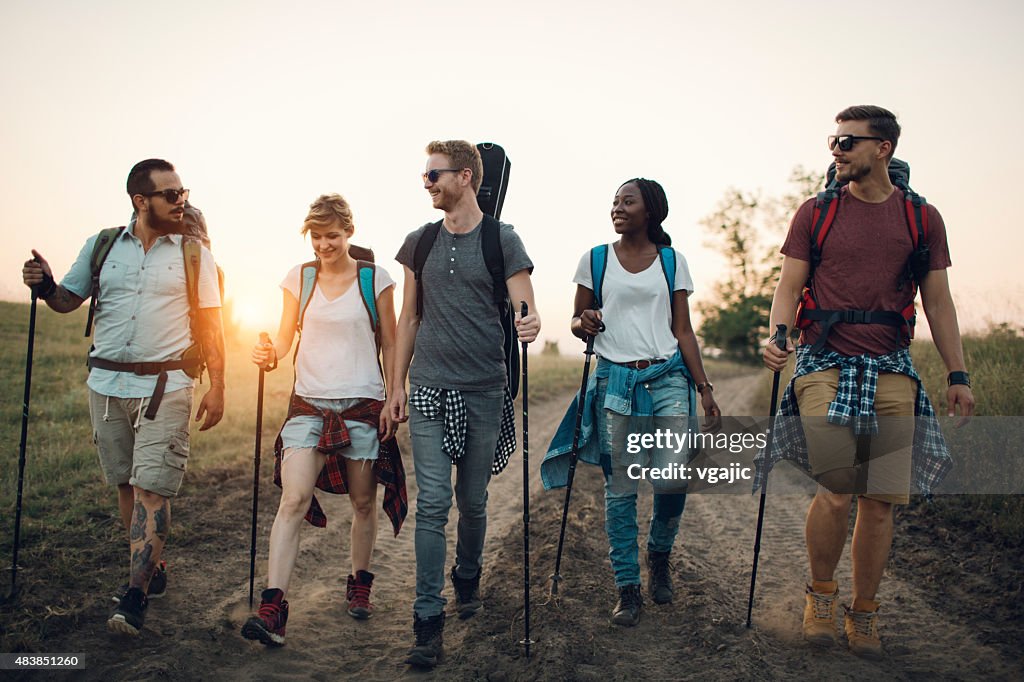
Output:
top-left (573, 245), bottom-right (695, 363)
top-left (281, 263), bottom-right (395, 400)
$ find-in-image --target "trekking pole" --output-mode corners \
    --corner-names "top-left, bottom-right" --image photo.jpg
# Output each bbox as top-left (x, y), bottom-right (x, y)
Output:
top-left (519, 302), bottom-right (534, 656)
top-left (249, 332), bottom-right (272, 608)
top-left (7, 284), bottom-right (40, 601)
top-left (746, 324), bottom-right (788, 628)
top-left (550, 315), bottom-right (604, 597)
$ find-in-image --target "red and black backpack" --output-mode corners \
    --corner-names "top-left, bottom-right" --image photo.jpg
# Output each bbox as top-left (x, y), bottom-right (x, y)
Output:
top-left (795, 158), bottom-right (932, 352)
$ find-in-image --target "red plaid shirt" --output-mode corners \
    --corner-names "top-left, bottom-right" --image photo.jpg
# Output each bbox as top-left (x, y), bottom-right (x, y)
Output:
top-left (273, 394), bottom-right (407, 535)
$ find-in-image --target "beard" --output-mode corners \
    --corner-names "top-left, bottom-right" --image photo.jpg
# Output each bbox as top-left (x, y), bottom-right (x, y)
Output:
top-left (148, 208), bottom-right (185, 234)
top-left (837, 160), bottom-right (871, 183)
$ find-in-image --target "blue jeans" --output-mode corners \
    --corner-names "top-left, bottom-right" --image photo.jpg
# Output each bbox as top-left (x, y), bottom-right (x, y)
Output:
top-left (598, 371), bottom-right (692, 587)
top-left (410, 385), bottom-right (504, 618)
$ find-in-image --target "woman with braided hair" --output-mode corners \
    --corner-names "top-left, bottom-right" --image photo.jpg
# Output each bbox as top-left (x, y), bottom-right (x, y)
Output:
top-left (546, 178), bottom-right (721, 626)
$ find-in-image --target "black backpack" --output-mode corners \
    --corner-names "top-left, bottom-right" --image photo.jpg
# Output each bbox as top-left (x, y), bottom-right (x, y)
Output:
top-left (411, 215), bottom-right (521, 398)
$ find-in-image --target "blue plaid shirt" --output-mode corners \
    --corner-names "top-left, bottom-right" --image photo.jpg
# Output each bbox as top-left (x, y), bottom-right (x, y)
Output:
top-left (752, 345), bottom-right (952, 496)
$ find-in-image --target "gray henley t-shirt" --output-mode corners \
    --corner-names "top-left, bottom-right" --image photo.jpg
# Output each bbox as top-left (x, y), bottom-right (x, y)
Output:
top-left (396, 220), bottom-right (533, 391)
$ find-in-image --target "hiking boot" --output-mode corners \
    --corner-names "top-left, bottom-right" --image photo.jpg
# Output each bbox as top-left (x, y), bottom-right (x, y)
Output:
top-left (108, 587), bottom-right (148, 636)
top-left (110, 561), bottom-right (168, 603)
top-left (347, 570), bottom-right (375, 620)
top-left (611, 584), bottom-right (643, 626)
top-left (646, 550), bottom-right (674, 604)
top-left (844, 604), bottom-right (883, 660)
top-left (450, 566), bottom-right (483, 620)
top-left (241, 588), bottom-right (289, 647)
top-left (802, 584), bottom-right (840, 646)
top-left (405, 612), bottom-right (445, 669)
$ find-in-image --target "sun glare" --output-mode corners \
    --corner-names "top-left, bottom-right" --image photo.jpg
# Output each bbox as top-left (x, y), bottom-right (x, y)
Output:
top-left (232, 295), bottom-right (277, 335)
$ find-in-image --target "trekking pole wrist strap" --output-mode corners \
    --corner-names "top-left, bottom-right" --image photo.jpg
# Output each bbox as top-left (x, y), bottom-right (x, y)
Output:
top-left (33, 273), bottom-right (58, 300)
top-left (947, 371), bottom-right (971, 388)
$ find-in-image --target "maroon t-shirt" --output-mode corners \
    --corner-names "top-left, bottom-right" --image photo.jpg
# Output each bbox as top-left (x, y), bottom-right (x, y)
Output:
top-left (782, 187), bottom-right (951, 357)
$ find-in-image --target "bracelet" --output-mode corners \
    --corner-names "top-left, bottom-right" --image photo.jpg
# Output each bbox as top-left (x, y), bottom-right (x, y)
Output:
top-left (947, 371), bottom-right (971, 388)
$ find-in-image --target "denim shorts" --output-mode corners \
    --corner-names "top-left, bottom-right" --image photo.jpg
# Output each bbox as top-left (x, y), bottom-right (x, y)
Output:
top-left (280, 397), bottom-right (379, 461)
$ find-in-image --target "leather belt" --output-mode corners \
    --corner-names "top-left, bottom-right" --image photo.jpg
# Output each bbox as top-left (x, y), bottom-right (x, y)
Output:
top-left (615, 358), bottom-right (667, 370)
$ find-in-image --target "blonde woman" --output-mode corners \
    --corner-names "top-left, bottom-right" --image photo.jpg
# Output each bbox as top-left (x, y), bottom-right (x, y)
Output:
top-left (242, 194), bottom-right (405, 647)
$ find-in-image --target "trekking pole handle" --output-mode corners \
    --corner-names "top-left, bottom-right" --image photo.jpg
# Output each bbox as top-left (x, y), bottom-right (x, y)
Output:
top-left (520, 301), bottom-right (528, 318)
top-left (774, 324), bottom-right (788, 351)
top-left (258, 332), bottom-right (277, 371)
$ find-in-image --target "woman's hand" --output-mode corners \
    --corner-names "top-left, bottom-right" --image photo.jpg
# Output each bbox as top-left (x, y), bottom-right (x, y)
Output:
top-left (251, 334), bottom-right (277, 368)
top-left (700, 389), bottom-right (722, 431)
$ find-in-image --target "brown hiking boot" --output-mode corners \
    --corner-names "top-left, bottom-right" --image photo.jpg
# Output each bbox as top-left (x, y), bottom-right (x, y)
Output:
top-left (844, 604), bottom-right (883, 660)
top-left (802, 584), bottom-right (839, 646)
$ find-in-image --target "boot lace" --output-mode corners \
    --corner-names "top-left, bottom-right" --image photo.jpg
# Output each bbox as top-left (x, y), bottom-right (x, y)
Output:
top-left (350, 582), bottom-right (373, 609)
top-left (848, 609), bottom-right (877, 637)
top-left (257, 601), bottom-right (283, 627)
top-left (810, 591), bottom-right (836, 620)
top-left (650, 555), bottom-right (672, 586)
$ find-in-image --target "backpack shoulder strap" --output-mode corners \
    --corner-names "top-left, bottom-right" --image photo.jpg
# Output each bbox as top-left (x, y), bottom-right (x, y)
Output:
top-left (809, 184), bottom-right (841, 274)
top-left (181, 237), bottom-right (202, 319)
top-left (480, 215), bottom-right (507, 305)
top-left (589, 244), bottom-right (609, 309)
top-left (901, 187), bottom-right (929, 249)
top-left (413, 221), bottom-right (442, 318)
top-left (84, 226), bottom-right (126, 337)
top-left (658, 246), bottom-right (676, 299)
top-left (298, 260), bottom-right (319, 333)
top-left (356, 261), bottom-right (379, 332)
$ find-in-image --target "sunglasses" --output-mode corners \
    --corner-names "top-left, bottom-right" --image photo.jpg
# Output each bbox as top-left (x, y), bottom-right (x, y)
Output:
top-left (142, 188), bottom-right (190, 203)
top-left (422, 168), bottom-right (464, 183)
top-left (828, 135), bottom-right (885, 152)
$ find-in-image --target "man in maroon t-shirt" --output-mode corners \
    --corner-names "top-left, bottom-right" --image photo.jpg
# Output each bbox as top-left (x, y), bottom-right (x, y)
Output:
top-left (763, 106), bottom-right (975, 659)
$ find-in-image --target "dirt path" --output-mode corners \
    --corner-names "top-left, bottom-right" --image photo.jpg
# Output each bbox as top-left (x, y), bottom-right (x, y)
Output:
top-left (22, 374), bottom-right (1024, 680)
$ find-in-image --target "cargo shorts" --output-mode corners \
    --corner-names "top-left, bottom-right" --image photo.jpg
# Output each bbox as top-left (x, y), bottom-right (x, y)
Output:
top-left (89, 387), bottom-right (193, 497)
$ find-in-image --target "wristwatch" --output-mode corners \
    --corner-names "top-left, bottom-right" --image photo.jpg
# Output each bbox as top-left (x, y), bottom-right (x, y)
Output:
top-left (947, 371), bottom-right (971, 388)
top-left (697, 381), bottom-right (714, 394)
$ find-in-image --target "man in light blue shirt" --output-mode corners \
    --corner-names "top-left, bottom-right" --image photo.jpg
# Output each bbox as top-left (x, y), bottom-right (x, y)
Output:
top-left (22, 158), bottom-right (226, 637)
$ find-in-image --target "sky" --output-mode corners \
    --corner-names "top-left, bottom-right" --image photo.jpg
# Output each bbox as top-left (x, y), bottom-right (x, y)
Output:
top-left (2, 0), bottom-right (1022, 353)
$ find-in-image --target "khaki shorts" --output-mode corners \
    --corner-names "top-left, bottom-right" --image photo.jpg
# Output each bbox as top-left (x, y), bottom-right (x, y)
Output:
top-left (89, 387), bottom-right (193, 497)
top-left (794, 369), bottom-right (915, 505)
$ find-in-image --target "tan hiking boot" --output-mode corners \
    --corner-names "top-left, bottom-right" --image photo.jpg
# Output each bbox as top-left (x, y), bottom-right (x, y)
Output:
top-left (802, 584), bottom-right (839, 646)
top-left (844, 604), bottom-right (883, 660)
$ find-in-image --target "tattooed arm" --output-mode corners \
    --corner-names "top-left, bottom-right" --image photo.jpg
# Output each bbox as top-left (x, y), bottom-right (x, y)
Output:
top-left (22, 250), bottom-right (85, 313)
top-left (194, 307), bottom-right (226, 431)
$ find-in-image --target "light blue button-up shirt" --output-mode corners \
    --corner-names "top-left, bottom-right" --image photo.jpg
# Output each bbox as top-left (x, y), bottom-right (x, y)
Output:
top-left (62, 225), bottom-right (221, 399)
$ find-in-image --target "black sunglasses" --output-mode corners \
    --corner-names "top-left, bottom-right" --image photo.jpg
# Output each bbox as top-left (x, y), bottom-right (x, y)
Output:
top-left (828, 135), bottom-right (885, 152)
top-left (422, 168), bottom-right (464, 183)
top-left (142, 188), bottom-right (190, 202)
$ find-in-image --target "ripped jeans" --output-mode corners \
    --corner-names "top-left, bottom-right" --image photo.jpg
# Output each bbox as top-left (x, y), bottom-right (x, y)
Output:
top-left (597, 371), bottom-right (692, 587)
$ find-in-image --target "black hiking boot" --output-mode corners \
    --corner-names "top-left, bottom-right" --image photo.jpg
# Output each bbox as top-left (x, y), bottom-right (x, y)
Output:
top-left (647, 550), bottom-right (674, 604)
top-left (611, 584), bottom-right (643, 626)
top-left (108, 587), bottom-right (148, 636)
top-left (450, 566), bottom-right (483, 619)
top-left (405, 612), bottom-right (445, 668)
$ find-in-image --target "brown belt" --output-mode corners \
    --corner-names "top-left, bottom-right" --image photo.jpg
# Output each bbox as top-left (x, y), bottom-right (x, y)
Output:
top-left (614, 358), bottom-right (668, 370)
top-left (87, 357), bottom-right (200, 420)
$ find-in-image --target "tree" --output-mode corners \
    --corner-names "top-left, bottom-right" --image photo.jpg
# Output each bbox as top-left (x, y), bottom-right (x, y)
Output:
top-left (698, 168), bottom-right (820, 362)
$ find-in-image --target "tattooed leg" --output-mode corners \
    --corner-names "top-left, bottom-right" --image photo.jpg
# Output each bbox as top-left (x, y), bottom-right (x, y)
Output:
top-left (128, 488), bottom-right (172, 591)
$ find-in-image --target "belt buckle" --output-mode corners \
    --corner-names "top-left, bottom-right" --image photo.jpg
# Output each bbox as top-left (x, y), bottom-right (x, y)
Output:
top-left (635, 359), bottom-right (652, 370)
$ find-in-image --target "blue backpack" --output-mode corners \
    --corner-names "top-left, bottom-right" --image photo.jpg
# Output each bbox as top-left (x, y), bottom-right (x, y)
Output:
top-left (295, 248), bottom-right (381, 373)
top-left (589, 244), bottom-right (676, 311)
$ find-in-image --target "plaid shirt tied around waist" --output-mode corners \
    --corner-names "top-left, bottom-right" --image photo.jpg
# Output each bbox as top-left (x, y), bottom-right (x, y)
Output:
top-left (752, 345), bottom-right (952, 496)
top-left (409, 385), bottom-right (516, 475)
top-left (273, 394), bottom-right (408, 535)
